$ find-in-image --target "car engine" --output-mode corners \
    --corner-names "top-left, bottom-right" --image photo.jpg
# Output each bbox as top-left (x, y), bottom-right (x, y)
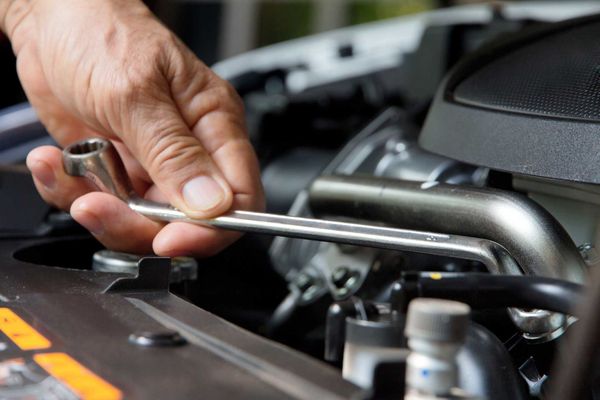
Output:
top-left (1, 2), bottom-right (600, 399)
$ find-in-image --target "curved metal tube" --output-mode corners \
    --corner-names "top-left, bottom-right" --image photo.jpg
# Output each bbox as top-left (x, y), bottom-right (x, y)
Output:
top-left (309, 175), bottom-right (588, 340)
top-left (61, 138), bottom-right (516, 275)
top-left (309, 175), bottom-right (586, 282)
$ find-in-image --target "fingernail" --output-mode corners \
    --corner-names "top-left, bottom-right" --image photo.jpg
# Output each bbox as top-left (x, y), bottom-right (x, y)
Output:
top-left (182, 176), bottom-right (226, 212)
top-left (27, 160), bottom-right (55, 190)
top-left (76, 210), bottom-right (105, 236)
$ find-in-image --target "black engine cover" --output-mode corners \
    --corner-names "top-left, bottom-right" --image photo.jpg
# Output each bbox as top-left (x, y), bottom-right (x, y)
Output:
top-left (420, 14), bottom-right (600, 184)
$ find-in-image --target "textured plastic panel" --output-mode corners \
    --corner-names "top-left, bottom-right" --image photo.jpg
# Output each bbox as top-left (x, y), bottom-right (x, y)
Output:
top-left (420, 14), bottom-right (600, 184)
top-left (454, 22), bottom-right (600, 121)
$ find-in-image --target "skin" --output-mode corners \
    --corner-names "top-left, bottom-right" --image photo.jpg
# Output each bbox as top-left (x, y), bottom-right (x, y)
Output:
top-left (0, 0), bottom-right (265, 257)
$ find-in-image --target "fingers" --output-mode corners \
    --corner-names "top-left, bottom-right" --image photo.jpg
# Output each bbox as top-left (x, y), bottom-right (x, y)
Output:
top-left (26, 146), bottom-right (157, 255)
top-left (193, 110), bottom-right (265, 212)
top-left (71, 195), bottom-right (241, 258)
top-left (151, 189), bottom-right (257, 257)
top-left (26, 145), bottom-right (233, 256)
top-left (26, 145), bottom-right (94, 210)
top-left (153, 222), bottom-right (240, 258)
top-left (70, 192), bottom-right (162, 255)
top-left (26, 144), bottom-right (243, 257)
top-left (72, 192), bottom-right (239, 257)
top-left (168, 59), bottom-right (264, 212)
top-left (122, 96), bottom-right (234, 219)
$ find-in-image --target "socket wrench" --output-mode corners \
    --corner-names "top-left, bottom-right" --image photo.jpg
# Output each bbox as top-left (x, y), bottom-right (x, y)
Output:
top-left (62, 137), bottom-right (519, 275)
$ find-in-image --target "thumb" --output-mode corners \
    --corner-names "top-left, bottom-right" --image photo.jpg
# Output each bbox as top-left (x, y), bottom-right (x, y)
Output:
top-left (123, 99), bottom-right (233, 218)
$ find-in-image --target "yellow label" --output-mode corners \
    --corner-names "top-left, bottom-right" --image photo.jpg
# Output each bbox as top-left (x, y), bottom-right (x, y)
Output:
top-left (429, 272), bottom-right (443, 280)
top-left (34, 352), bottom-right (122, 400)
top-left (0, 308), bottom-right (51, 350)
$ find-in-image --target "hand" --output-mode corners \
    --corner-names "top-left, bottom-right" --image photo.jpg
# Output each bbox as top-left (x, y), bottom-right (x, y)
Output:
top-left (0, 0), bottom-right (264, 256)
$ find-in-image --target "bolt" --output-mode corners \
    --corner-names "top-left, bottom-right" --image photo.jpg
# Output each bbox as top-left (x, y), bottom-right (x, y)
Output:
top-left (578, 243), bottom-right (600, 266)
top-left (332, 267), bottom-right (351, 288)
top-left (295, 273), bottom-right (315, 292)
top-left (332, 266), bottom-right (359, 290)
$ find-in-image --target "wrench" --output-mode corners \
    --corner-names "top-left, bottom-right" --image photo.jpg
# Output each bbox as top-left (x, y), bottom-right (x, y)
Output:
top-left (61, 137), bottom-right (519, 275)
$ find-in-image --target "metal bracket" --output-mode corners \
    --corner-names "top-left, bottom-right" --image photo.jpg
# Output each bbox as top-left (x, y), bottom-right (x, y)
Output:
top-left (104, 257), bottom-right (171, 293)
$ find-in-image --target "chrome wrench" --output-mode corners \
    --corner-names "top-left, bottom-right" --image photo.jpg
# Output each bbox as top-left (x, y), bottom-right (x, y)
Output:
top-left (61, 137), bottom-right (519, 275)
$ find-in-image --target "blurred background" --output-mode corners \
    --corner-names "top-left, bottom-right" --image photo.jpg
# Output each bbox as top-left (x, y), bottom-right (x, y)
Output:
top-left (149, 0), bottom-right (444, 63)
top-left (0, 0), bottom-right (523, 109)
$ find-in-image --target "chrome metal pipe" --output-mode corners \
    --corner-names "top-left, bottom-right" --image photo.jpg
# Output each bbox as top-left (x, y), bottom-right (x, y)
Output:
top-left (62, 138), bottom-right (516, 274)
top-left (309, 175), bottom-right (586, 282)
top-left (309, 175), bottom-right (588, 340)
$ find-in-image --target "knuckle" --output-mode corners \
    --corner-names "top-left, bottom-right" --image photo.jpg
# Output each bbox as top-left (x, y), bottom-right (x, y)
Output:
top-left (221, 82), bottom-right (245, 112)
top-left (111, 76), bottom-right (140, 104)
top-left (112, 33), bottom-right (174, 104)
top-left (204, 83), bottom-right (243, 114)
top-left (216, 79), bottom-right (241, 100)
top-left (143, 132), bottom-right (206, 179)
top-left (208, 86), bottom-right (229, 110)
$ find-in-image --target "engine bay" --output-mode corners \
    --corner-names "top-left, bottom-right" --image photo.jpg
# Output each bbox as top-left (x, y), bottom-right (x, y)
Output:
top-left (2, 2), bottom-right (600, 399)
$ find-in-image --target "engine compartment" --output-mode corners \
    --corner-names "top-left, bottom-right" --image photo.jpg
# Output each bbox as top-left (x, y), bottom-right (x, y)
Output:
top-left (2, 2), bottom-right (600, 399)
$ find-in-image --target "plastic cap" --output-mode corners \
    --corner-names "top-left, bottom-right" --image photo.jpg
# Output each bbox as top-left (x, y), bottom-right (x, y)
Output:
top-left (405, 298), bottom-right (470, 342)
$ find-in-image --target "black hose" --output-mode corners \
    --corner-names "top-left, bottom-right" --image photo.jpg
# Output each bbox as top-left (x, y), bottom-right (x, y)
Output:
top-left (390, 272), bottom-right (582, 316)
top-left (459, 323), bottom-right (530, 400)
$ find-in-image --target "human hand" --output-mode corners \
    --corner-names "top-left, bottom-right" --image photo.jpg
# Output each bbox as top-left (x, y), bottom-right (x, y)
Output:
top-left (1, 0), bottom-right (264, 256)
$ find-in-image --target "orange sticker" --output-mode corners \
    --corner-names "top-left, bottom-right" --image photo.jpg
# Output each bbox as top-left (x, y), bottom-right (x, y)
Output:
top-left (0, 308), bottom-right (51, 350)
top-left (34, 352), bottom-right (122, 400)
